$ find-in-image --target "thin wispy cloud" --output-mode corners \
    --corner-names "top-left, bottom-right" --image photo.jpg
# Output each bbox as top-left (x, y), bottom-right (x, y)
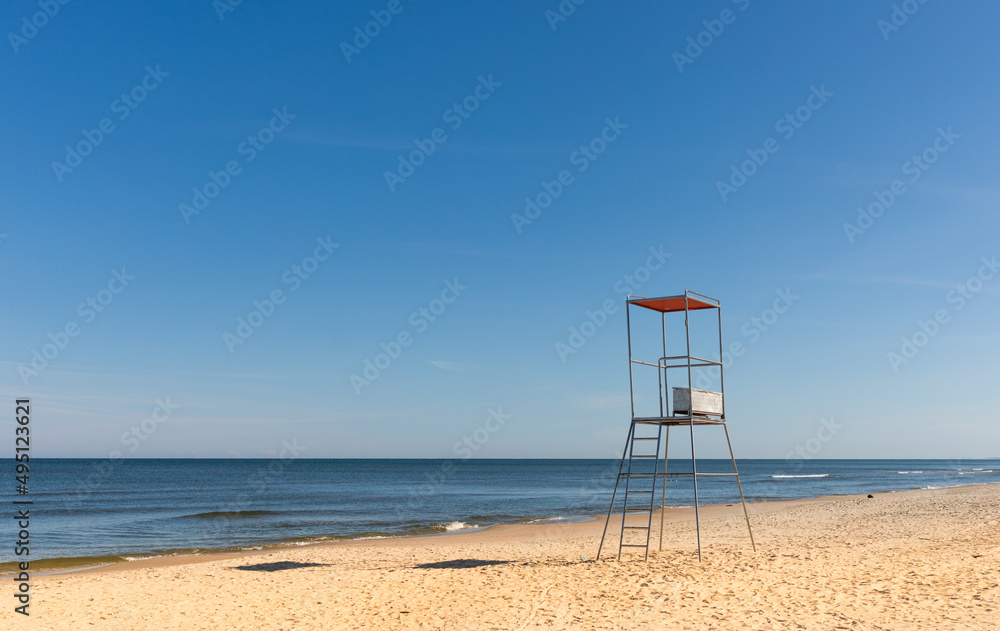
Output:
top-left (575, 394), bottom-right (630, 410)
top-left (283, 131), bottom-right (413, 151)
top-left (790, 273), bottom-right (957, 290)
top-left (285, 130), bottom-right (571, 156)
top-left (427, 360), bottom-right (475, 373)
top-left (0, 360), bottom-right (289, 382)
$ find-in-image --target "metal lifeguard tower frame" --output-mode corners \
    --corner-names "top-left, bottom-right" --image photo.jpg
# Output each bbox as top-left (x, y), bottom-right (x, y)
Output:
top-left (596, 291), bottom-right (755, 561)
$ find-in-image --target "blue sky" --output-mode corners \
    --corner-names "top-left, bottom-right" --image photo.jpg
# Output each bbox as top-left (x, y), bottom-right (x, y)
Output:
top-left (2, 1), bottom-right (998, 459)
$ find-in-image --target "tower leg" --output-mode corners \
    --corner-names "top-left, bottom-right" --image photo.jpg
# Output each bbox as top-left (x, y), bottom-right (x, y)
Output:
top-left (643, 424), bottom-right (663, 561)
top-left (689, 419), bottom-right (702, 562)
top-left (723, 424), bottom-right (756, 552)
top-left (597, 422), bottom-right (633, 560)
top-left (659, 426), bottom-right (670, 551)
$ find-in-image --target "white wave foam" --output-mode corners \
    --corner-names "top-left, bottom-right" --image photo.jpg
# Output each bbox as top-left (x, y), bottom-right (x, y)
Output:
top-left (442, 521), bottom-right (478, 532)
top-left (770, 474), bottom-right (829, 479)
top-left (897, 471), bottom-right (923, 474)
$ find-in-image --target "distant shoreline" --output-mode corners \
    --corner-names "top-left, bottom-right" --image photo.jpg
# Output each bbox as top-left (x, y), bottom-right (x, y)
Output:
top-left (8, 482), bottom-right (998, 578)
top-left (21, 456), bottom-right (1000, 460)
top-left (5, 458), bottom-right (996, 573)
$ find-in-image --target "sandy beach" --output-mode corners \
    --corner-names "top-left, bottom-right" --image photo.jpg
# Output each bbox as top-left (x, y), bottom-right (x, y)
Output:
top-left (13, 483), bottom-right (999, 630)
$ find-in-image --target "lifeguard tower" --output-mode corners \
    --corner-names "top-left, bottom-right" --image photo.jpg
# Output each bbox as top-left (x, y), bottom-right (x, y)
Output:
top-left (596, 291), bottom-right (755, 561)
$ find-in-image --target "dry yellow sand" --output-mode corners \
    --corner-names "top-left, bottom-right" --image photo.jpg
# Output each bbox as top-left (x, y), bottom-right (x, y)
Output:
top-left (11, 483), bottom-right (1000, 630)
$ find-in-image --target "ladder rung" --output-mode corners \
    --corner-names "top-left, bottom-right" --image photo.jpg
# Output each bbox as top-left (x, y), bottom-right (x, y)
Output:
top-left (626, 490), bottom-right (652, 494)
top-left (630, 455), bottom-right (657, 459)
top-left (632, 437), bottom-right (658, 441)
top-left (621, 473), bottom-right (657, 478)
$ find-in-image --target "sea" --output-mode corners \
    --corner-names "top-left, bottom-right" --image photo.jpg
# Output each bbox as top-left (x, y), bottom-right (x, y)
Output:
top-left (2, 458), bottom-right (997, 569)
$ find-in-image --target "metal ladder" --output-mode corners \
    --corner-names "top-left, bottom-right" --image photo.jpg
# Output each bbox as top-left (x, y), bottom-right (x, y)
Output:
top-left (602, 421), bottom-right (663, 560)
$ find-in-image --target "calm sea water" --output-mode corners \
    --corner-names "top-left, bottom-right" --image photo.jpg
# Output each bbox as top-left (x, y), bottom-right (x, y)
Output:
top-left (2, 458), bottom-right (997, 565)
